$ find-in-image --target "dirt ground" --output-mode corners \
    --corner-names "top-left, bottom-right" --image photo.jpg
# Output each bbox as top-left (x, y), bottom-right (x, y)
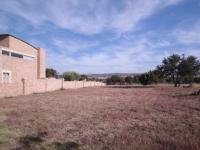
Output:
top-left (0, 86), bottom-right (200, 150)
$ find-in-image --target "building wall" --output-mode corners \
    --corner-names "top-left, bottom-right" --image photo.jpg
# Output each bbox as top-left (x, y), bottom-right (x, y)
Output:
top-left (0, 36), bottom-right (9, 48)
top-left (0, 35), bottom-right (46, 83)
top-left (8, 36), bottom-right (37, 56)
top-left (37, 48), bottom-right (46, 79)
top-left (1, 49), bottom-right (38, 83)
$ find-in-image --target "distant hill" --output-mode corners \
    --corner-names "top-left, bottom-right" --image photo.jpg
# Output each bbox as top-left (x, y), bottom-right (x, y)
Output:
top-left (87, 73), bottom-right (141, 79)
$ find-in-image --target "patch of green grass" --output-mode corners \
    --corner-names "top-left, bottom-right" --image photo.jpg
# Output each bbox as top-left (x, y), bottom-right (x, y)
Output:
top-left (0, 126), bottom-right (21, 150)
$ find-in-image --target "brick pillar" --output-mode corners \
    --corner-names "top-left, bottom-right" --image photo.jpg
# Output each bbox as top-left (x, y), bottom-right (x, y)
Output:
top-left (61, 78), bottom-right (64, 89)
top-left (37, 48), bottom-right (46, 79)
top-left (21, 78), bottom-right (25, 95)
top-left (0, 49), bottom-right (2, 83)
top-left (45, 78), bottom-right (47, 92)
top-left (0, 48), bottom-right (3, 97)
top-left (83, 80), bottom-right (85, 88)
top-left (75, 81), bottom-right (77, 88)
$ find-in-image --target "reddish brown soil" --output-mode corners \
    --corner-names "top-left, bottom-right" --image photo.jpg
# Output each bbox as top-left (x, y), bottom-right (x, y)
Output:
top-left (0, 86), bottom-right (199, 150)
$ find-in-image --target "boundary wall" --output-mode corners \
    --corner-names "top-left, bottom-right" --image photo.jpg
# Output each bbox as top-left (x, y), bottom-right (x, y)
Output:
top-left (0, 78), bottom-right (105, 98)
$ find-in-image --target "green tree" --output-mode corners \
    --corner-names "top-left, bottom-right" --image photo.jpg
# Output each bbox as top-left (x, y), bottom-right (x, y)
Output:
top-left (139, 73), bottom-right (150, 85)
top-left (79, 74), bottom-right (88, 81)
top-left (125, 76), bottom-right (133, 84)
top-left (159, 54), bottom-right (181, 87)
top-left (63, 72), bottom-right (81, 81)
top-left (139, 71), bottom-right (158, 85)
top-left (194, 77), bottom-right (200, 83)
top-left (153, 66), bottom-right (165, 83)
top-left (106, 75), bottom-right (124, 85)
top-left (178, 55), bottom-right (200, 84)
top-left (132, 76), bottom-right (140, 84)
top-left (46, 68), bottom-right (58, 78)
top-left (158, 54), bottom-right (200, 86)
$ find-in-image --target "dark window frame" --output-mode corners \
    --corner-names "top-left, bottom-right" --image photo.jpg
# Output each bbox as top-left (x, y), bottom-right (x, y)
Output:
top-left (2, 50), bottom-right (10, 56)
top-left (11, 52), bottom-right (23, 59)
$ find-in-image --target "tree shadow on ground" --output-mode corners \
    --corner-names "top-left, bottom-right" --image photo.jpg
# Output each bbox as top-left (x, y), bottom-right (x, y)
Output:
top-left (50, 141), bottom-right (80, 150)
top-left (13, 131), bottom-right (80, 150)
top-left (14, 134), bottom-right (43, 150)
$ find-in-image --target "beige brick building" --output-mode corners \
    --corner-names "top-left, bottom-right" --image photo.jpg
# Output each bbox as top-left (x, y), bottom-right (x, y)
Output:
top-left (0, 34), bottom-right (45, 84)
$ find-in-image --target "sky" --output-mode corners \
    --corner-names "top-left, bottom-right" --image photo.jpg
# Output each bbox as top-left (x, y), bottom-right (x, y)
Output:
top-left (0, 0), bottom-right (200, 74)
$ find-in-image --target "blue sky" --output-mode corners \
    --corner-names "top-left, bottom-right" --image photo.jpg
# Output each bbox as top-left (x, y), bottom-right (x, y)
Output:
top-left (0, 0), bottom-right (200, 74)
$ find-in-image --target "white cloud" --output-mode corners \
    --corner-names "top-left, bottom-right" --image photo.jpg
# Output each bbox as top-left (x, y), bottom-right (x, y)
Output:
top-left (53, 38), bottom-right (98, 53)
top-left (174, 21), bottom-right (200, 44)
top-left (45, 25), bottom-right (200, 74)
top-left (46, 36), bottom-right (167, 73)
top-left (2, 0), bottom-right (199, 74)
top-left (0, 0), bottom-right (183, 35)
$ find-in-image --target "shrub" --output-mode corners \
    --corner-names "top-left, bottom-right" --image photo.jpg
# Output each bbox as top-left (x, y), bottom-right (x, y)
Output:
top-left (46, 68), bottom-right (58, 78)
top-left (63, 72), bottom-right (81, 81)
top-left (106, 75), bottom-right (124, 85)
top-left (79, 75), bottom-right (88, 81)
top-left (125, 76), bottom-right (133, 84)
top-left (139, 72), bottom-right (158, 85)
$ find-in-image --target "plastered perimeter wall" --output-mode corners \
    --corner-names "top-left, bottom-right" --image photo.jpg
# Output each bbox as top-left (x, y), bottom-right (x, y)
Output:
top-left (46, 78), bottom-right (63, 91)
top-left (24, 79), bottom-right (46, 95)
top-left (0, 82), bottom-right (23, 97)
top-left (0, 78), bottom-right (105, 98)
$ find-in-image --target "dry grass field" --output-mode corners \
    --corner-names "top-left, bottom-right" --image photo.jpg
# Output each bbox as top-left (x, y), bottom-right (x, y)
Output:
top-left (0, 86), bottom-right (200, 150)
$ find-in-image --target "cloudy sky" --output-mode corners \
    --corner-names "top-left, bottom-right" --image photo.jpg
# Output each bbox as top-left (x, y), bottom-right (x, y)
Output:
top-left (0, 0), bottom-right (200, 74)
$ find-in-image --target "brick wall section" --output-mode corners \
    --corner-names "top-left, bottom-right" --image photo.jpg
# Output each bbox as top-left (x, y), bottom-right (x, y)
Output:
top-left (8, 36), bottom-right (37, 56)
top-left (0, 82), bottom-right (23, 97)
top-left (0, 36), bottom-right (9, 48)
top-left (23, 79), bottom-right (46, 95)
top-left (46, 78), bottom-right (63, 91)
top-left (63, 81), bottom-right (77, 89)
top-left (37, 48), bottom-right (46, 79)
top-left (0, 38), bottom-right (39, 83)
top-left (0, 35), bottom-right (46, 83)
top-left (0, 78), bottom-right (105, 98)
top-left (1, 54), bottom-right (38, 82)
top-left (0, 51), bottom-right (2, 81)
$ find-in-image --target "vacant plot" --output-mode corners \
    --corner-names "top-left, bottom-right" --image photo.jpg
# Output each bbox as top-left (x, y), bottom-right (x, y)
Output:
top-left (0, 86), bottom-right (199, 150)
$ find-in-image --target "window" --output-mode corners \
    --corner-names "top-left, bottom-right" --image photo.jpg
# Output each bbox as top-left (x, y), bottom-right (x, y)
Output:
top-left (23, 55), bottom-right (34, 60)
top-left (2, 71), bottom-right (11, 84)
top-left (2, 50), bottom-right (10, 56)
top-left (1, 49), bottom-right (35, 60)
top-left (11, 52), bottom-right (23, 58)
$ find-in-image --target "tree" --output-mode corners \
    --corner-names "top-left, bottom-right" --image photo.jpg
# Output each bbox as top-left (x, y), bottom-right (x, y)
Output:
top-left (106, 75), bottom-right (124, 85)
top-left (159, 54), bottom-right (181, 87)
top-left (139, 71), bottom-right (158, 85)
top-left (125, 76), bottom-right (133, 84)
top-left (178, 55), bottom-right (200, 84)
top-left (139, 73), bottom-right (150, 85)
top-left (132, 76), bottom-right (140, 84)
top-left (194, 77), bottom-right (200, 83)
top-left (153, 66), bottom-right (165, 83)
top-left (79, 75), bottom-right (88, 81)
top-left (157, 54), bottom-right (200, 86)
top-left (46, 68), bottom-right (58, 78)
top-left (63, 72), bottom-right (81, 81)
